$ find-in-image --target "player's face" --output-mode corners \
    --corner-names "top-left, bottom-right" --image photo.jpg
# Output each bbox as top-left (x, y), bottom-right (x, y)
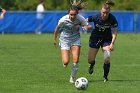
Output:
top-left (69, 10), bottom-right (77, 21)
top-left (101, 8), bottom-right (110, 20)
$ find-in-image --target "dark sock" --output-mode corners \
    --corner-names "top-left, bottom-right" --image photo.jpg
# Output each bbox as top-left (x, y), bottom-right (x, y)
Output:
top-left (90, 61), bottom-right (95, 67)
top-left (103, 63), bottom-right (110, 78)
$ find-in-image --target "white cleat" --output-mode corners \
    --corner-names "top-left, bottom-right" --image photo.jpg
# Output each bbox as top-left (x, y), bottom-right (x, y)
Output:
top-left (69, 76), bottom-right (75, 83)
top-left (104, 79), bottom-right (107, 82)
top-left (103, 77), bottom-right (108, 82)
top-left (63, 64), bottom-right (67, 68)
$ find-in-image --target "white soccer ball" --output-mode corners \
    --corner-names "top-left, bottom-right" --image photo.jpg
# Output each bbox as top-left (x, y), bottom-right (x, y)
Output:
top-left (75, 77), bottom-right (88, 90)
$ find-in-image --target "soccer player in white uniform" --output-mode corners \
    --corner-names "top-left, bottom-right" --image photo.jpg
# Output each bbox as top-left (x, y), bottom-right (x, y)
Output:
top-left (0, 7), bottom-right (6, 19)
top-left (54, 0), bottom-right (92, 83)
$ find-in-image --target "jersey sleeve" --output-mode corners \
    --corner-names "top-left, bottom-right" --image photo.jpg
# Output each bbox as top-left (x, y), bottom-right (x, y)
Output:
top-left (112, 16), bottom-right (118, 28)
top-left (57, 17), bottom-right (65, 27)
top-left (78, 14), bottom-right (88, 26)
top-left (0, 8), bottom-right (2, 12)
top-left (88, 16), bottom-right (94, 22)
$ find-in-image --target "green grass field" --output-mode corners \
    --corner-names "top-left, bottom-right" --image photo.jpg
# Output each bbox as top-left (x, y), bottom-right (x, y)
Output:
top-left (0, 33), bottom-right (140, 93)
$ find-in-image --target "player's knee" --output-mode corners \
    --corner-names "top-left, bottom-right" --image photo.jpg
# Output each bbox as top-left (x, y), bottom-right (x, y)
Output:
top-left (104, 51), bottom-right (110, 63)
top-left (104, 58), bottom-right (110, 64)
top-left (73, 57), bottom-right (79, 63)
top-left (88, 59), bottom-right (95, 64)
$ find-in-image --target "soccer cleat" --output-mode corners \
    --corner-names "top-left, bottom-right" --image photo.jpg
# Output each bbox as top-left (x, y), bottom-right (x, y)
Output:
top-left (69, 76), bottom-right (75, 83)
top-left (103, 77), bottom-right (108, 82)
top-left (63, 64), bottom-right (67, 68)
top-left (88, 65), bottom-right (94, 74)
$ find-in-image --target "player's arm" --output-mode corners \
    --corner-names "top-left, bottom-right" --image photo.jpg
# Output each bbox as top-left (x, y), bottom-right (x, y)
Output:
top-left (111, 27), bottom-right (118, 44)
top-left (110, 16), bottom-right (118, 51)
top-left (86, 16), bottom-right (94, 22)
top-left (80, 16), bottom-right (93, 31)
top-left (0, 8), bottom-right (6, 19)
top-left (110, 27), bottom-right (118, 51)
top-left (82, 24), bottom-right (92, 31)
top-left (54, 17), bottom-right (65, 47)
top-left (54, 25), bottom-right (60, 48)
top-left (82, 16), bottom-right (94, 31)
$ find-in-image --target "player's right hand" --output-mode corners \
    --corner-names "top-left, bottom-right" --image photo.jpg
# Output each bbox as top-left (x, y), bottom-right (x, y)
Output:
top-left (54, 41), bottom-right (57, 48)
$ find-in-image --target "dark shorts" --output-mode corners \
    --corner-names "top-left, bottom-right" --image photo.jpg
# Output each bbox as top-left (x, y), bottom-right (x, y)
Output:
top-left (89, 36), bottom-right (112, 49)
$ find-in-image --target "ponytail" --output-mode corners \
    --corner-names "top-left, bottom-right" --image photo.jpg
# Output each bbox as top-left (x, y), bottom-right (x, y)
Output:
top-left (102, 0), bottom-right (115, 10)
top-left (68, 0), bottom-right (87, 13)
top-left (105, 0), bottom-right (115, 7)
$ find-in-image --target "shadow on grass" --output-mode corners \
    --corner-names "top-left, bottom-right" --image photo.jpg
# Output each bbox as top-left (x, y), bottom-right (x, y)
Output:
top-left (89, 79), bottom-right (140, 83)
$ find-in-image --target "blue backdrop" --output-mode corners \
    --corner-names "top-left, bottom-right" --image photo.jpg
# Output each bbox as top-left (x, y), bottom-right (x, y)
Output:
top-left (0, 11), bottom-right (139, 33)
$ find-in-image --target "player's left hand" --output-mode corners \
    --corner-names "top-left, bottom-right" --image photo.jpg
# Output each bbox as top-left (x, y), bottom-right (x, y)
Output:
top-left (109, 43), bottom-right (114, 51)
top-left (82, 26), bottom-right (88, 31)
top-left (54, 41), bottom-right (57, 48)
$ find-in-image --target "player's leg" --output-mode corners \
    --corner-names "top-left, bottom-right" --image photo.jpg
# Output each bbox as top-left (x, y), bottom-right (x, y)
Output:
top-left (70, 45), bottom-right (80, 83)
top-left (102, 45), bottom-right (111, 82)
top-left (59, 41), bottom-right (71, 67)
top-left (61, 49), bottom-right (70, 67)
top-left (88, 47), bottom-right (99, 74)
top-left (88, 37), bottom-right (100, 74)
top-left (69, 38), bottom-right (81, 83)
top-left (71, 46), bottom-right (80, 78)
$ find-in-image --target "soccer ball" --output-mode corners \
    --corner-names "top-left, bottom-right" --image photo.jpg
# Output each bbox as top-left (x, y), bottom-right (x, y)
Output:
top-left (75, 77), bottom-right (88, 90)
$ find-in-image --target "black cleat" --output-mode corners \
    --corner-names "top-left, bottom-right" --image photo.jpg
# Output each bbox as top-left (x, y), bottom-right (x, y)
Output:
top-left (88, 65), bottom-right (94, 74)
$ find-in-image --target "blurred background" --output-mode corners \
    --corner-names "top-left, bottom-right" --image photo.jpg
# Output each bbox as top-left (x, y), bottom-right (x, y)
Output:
top-left (2, 0), bottom-right (140, 11)
top-left (0, 0), bottom-right (140, 34)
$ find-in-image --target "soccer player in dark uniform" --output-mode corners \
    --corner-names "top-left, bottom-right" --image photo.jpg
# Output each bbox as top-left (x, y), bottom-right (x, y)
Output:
top-left (87, 0), bottom-right (118, 82)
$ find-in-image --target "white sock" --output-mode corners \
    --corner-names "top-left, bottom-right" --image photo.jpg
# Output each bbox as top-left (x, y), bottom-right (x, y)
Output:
top-left (70, 63), bottom-right (78, 78)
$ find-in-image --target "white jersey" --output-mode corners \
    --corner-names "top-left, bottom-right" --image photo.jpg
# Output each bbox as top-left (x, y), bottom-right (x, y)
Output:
top-left (58, 14), bottom-right (88, 43)
top-left (36, 3), bottom-right (45, 19)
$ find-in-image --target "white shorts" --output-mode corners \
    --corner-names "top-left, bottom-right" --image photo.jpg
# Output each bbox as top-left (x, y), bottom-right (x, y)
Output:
top-left (59, 38), bottom-right (81, 50)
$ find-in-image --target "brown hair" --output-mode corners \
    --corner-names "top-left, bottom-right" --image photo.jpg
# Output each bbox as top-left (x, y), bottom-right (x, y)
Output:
top-left (40, 0), bottom-right (45, 3)
top-left (68, 0), bottom-right (86, 13)
top-left (102, 0), bottom-right (115, 10)
top-left (105, 0), bottom-right (115, 6)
